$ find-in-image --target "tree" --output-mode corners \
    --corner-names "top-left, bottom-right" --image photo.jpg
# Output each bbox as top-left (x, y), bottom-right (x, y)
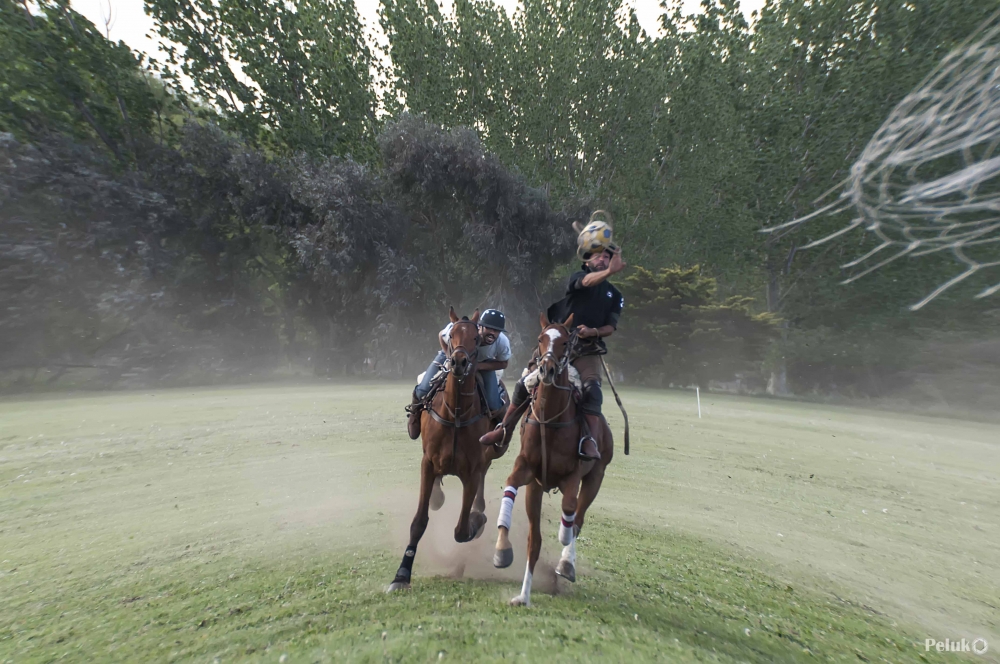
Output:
top-left (146, 0), bottom-right (381, 158)
top-left (381, 0), bottom-right (664, 248)
top-left (615, 265), bottom-right (779, 387)
top-left (0, 0), bottom-right (161, 163)
top-left (375, 114), bottom-right (578, 366)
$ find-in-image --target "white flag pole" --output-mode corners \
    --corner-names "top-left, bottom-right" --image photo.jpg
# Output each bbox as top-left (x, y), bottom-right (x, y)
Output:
top-left (696, 387), bottom-right (702, 419)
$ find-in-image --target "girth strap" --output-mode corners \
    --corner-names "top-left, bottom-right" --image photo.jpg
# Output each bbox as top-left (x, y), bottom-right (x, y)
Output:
top-left (524, 417), bottom-right (578, 429)
top-left (429, 408), bottom-right (486, 428)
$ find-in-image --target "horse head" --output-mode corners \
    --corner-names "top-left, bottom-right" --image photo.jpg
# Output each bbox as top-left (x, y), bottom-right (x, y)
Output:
top-left (447, 306), bottom-right (481, 381)
top-left (537, 311), bottom-right (575, 385)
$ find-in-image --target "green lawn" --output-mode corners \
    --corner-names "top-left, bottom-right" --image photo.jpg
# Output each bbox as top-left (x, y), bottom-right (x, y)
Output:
top-left (1, 384), bottom-right (996, 662)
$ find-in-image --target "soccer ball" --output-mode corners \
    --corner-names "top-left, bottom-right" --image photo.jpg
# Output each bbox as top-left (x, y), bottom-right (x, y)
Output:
top-left (576, 220), bottom-right (615, 260)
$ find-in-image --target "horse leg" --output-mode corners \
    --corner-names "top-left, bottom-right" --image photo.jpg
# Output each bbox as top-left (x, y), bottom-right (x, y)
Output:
top-left (386, 456), bottom-right (436, 592)
top-left (575, 420), bottom-right (612, 539)
top-left (429, 475), bottom-right (445, 511)
top-left (494, 455), bottom-right (534, 568)
top-left (454, 470), bottom-right (486, 543)
top-left (555, 474), bottom-right (582, 583)
top-left (510, 480), bottom-right (543, 606)
top-left (473, 463), bottom-right (489, 514)
top-left (567, 461), bottom-right (607, 585)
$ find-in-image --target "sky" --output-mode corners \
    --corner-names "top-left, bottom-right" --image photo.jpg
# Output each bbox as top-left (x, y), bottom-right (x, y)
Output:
top-left (71, 0), bottom-right (767, 65)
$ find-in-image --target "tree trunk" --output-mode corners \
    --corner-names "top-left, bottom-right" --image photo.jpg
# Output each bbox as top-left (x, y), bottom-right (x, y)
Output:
top-left (766, 263), bottom-right (789, 396)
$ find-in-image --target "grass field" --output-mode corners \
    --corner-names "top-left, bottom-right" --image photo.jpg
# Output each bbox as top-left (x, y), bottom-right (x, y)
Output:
top-left (1, 383), bottom-right (997, 663)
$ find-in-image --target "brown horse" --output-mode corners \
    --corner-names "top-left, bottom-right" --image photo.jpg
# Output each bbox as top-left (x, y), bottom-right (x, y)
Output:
top-left (491, 312), bottom-right (614, 606)
top-left (387, 307), bottom-right (508, 592)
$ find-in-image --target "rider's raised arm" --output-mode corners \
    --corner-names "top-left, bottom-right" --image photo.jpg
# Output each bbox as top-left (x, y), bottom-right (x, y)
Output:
top-left (580, 250), bottom-right (625, 288)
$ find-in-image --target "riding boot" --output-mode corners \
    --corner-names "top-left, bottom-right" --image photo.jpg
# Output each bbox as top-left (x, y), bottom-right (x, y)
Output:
top-left (479, 399), bottom-right (528, 448)
top-left (405, 389), bottom-right (423, 440)
top-left (579, 413), bottom-right (602, 461)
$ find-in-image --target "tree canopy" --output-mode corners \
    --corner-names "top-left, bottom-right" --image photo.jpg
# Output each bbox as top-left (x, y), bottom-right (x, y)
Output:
top-left (3, 0), bottom-right (999, 404)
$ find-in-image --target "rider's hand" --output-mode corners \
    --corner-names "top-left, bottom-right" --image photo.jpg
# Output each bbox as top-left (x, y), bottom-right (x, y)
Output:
top-left (609, 248), bottom-right (626, 274)
top-left (577, 325), bottom-right (599, 339)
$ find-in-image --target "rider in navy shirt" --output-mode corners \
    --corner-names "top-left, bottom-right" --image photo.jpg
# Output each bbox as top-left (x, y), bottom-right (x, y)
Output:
top-left (480, 246), bottom-right (626, 460)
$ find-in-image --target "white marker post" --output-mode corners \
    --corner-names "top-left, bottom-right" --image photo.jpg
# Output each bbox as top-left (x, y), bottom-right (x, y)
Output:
top-left (696, 387), bottom-right (702, 419)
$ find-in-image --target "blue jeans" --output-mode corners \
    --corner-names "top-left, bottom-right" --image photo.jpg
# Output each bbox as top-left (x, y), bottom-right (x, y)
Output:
top-left (480, 370), bottom-right (502, 411)
top-left (416, 351), bottom-right (446, 398)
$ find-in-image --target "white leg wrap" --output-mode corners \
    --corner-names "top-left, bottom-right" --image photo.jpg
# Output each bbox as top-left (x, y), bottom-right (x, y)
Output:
top-left (497, 486), bottom-right (517, 530)
top-left (519, 562), bottom-right (533, 603)
top-left (560, 538), bottom-right (576, 565)
top-left (558, 511), bottom-right (576, 545)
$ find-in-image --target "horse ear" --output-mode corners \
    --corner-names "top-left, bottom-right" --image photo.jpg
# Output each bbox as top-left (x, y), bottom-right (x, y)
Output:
top-left (449, 306), bottom-right (459, 323)
top-left (572, 221), bottom-right (584, 234)
top-left (471, 309), bottom-right (480, 324)
top-left (540, 311), bottom-right (550, 329)
top-left (563, 313), bottom-right (575, 328)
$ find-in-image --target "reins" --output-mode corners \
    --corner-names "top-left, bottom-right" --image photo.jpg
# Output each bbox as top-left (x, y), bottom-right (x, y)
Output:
top-left (525, 327), bottom-right (579, 491)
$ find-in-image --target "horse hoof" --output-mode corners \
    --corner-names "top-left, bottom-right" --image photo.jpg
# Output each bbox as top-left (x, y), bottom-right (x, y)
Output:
top-left (493, 546), bottom-right (514, 568)
top-left (386, 580), bottom-right (411, 593)
top-left (555, 559), bottom-right (576, 583)
top-left (509, 595), bottom-right (530, 607)
top-left (429, 479), bottom-right (445, 511)
top-left (471, 512), bottom-right (488, 540)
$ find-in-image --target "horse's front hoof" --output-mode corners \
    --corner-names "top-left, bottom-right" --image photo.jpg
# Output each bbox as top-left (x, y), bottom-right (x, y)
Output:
top-left (555, 559), bottom-right (576, 583)
top-left (509, 595), bottom-right (530, 607)
top-left (470, 512), bottom-right (488, 540)
top-left (429, 479), bottom-right (445, 511)
top-left (493, 546), bottom-right (514, 568)
top-left (386, 579), bottom-right (411, 593)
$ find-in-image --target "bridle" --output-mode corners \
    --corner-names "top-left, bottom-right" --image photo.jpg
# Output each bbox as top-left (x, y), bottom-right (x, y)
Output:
top-left (427, 321), bottom-right (485, 448)
top-left (444, 320), bottom-right (480, 385)
top-left (536, 324), bottom-right (578, 391)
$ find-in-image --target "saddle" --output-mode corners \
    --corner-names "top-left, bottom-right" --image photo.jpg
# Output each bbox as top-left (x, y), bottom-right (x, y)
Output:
top-left (410, 368), bottom-right (507, 423)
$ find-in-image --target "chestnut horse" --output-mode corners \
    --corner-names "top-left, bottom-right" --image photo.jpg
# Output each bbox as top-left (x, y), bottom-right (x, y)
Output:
top-left (387, 307), bottom-right (508, 592)
top-left (491, 312), bottom-right (614, 606)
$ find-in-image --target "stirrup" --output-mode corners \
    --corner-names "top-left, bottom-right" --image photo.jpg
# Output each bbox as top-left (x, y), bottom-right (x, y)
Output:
top-left (577, 434), bottom-right (600, 461)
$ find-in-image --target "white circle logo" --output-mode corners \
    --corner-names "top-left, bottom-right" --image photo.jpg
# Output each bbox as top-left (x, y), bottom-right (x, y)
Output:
top-left (973, 638), bottom-right (988, 655)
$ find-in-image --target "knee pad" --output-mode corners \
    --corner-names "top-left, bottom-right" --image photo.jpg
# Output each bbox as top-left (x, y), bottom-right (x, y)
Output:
top-left (581, 380), bottom-right (603, 415)
top-left (512, 379), bottom-right (529, 406)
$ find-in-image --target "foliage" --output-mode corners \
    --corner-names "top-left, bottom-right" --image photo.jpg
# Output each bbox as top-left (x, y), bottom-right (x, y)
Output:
top-left (381, 0), bottom-right (1000, 395)
top-left (146, 0), bottom-right (381, 159)
top-left (616, 265), bottom-right (779, 387)
top-left (0, 133), bottom-right (165, 384)
top-left (379, 0), bottom-right (663, 228)
top-left (6, 0), bottom-right (1000, 397)
top-left (376, 114), bottom-right (577, 359)
top-left (0, 0), bottom-right (163, 163)
top-left (0, 127), bottom-right (298, 387)
top-left (0, 112), bottom-right (578, 386)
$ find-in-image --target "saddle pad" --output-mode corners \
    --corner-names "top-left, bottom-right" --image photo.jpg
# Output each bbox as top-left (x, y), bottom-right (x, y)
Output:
top-left (522, 365), bottom-right (582, 392)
